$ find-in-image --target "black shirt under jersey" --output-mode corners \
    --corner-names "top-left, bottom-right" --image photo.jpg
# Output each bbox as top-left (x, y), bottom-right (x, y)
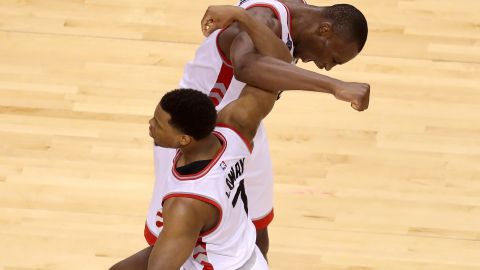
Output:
top-left (176, 160), bottom-right (212, 175)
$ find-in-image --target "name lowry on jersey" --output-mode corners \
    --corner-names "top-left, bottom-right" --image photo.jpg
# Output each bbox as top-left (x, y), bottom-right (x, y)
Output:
top-left (225, 158), bottom-right (248, 214)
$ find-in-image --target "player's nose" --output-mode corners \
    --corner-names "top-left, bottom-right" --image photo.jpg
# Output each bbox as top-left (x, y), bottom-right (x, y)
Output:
top-left (148, 118), bottom-right (155, 131)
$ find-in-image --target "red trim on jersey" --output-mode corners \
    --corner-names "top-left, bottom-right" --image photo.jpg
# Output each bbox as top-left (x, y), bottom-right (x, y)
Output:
top-left (197, 237), bottom-right (215, 270)
top-left (215, 3), bottom-right (281, 67)
top-left (212, 3), bottom-right (287, 107)
top-left (215, 123), bottom-right (253, 153)
top-left (193, 251), bottom-right (207, 260)
top-left (252, 209), bottom-right (274, 230)
top-left (209, 63), bottom-right (234, 106)
top-left (245, 3), bottom-right (294, 57)
top-left (278, 2), bottom-right (293, 34)
top-left (201, 261), bottom-right (215, 270)
top-left (210, 98), bottom-right (219, 107)
top-left (162, 193), bottom-right (223, 237)
top-left (216, 28), bottom-right (232, 66)
top-left (144, 223), bottom-right (157, 246)
top-left (210, 87), bottom-right (225, 99)
top-left (172, 132), bottom-right (227, 180)
top-left (246, 4), bottom-right (281, 22)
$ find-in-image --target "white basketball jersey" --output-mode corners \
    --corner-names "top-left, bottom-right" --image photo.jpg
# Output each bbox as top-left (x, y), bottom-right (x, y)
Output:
top-left (179, 0), bottom-right (295, 111)
top-left (145, 126), bottom-right (257, 270)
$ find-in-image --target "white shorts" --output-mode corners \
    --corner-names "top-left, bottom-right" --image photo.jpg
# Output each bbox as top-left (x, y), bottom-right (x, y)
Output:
top-left (245, 122), bottom-right (274, 229)
top-left (150, 122), bottom-right (274, 230)
top-left (179, 246), bottom-right (268, 270)
top-left (239, 246), bottom-right (269, 270)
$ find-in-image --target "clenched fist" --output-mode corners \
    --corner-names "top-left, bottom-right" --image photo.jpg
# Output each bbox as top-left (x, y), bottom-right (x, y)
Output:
top-left (333, 82), bottom-right (370, 111)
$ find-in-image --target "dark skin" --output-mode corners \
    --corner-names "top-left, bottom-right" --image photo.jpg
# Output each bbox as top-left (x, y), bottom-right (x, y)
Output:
top-left (110, 7), bottom-right (295, 270)
top-left (149, 8), bottom-right (292, 269)
top-left (204, 2), bottom-right (369, 257)
top-left (110, 3), bottom-right (371, 267)
top-left (145, 83), bottom-right (281, 270)
top-left (111, 4), bottom-right (371, 269)
top-left (216, 2), bottom-right (369, 110)
top-left (146, 90), bottom-right (282, 270)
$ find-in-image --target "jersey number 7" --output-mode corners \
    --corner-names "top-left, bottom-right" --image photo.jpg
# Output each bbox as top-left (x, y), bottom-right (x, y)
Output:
top-left (232, 179), bottom-right (248, 215)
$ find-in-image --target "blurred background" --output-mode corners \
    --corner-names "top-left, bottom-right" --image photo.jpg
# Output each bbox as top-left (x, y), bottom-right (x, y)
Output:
top-left (0, 0), bottom-right (479, 269)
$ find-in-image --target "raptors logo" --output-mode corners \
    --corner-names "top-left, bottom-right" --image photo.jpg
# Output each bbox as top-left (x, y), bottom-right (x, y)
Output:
top-left (286, 34), bottom-right (293, 51)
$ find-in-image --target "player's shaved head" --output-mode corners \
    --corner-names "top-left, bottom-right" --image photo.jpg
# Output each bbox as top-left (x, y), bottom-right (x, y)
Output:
top-left (288, 2), bottom-right (368, 70)
top-left (321, 4), bottom-right (368, 52)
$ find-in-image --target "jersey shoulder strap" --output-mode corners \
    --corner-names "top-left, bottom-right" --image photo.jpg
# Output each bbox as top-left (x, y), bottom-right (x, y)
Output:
top-left (237, 0), bottom-right (294, 54)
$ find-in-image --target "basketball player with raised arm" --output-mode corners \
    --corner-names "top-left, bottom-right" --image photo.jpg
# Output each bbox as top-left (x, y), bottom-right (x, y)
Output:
top-left (109, 5), bottom-right (369, 270)
top-left (161, 0), bottom-right (370, 258)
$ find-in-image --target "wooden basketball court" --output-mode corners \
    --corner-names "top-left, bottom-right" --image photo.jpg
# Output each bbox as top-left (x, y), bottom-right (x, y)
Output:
top-left (1, 0), bottom-right (479, 269)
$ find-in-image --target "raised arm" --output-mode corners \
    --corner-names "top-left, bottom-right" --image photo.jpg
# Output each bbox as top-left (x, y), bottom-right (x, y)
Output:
top-left (202, 5), bottom-right (292, 63)
top-left (202, 5), bottom-right (369, 111)
top-left (217, 85), bottom-right (278, 143)
top-left (205, 7), bottom-right (291, 142)
top-left (206, 4), bottom-right (368, 143)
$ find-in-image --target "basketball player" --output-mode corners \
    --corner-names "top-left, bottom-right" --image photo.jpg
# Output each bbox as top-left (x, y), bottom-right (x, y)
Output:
top-left (165, 0), bottom-right (369, 258)
top-left (109, 5), bottom-right (369, 270)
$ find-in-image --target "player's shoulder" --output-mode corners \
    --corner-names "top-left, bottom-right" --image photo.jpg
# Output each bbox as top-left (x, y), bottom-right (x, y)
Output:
top-left (240, 0), bottom-right (286, 27)
top-left (245, 6), bottom-right (280, 31)
top-left (163, 196), bottom-right (216, 223)
top-left (215, 122), bottom-right (254, 154)
top-left (216, 3), bottom-right (282, 50)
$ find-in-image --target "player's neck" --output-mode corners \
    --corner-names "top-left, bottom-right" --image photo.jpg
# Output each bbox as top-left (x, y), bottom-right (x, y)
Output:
top-left (177, 134), bottom-right (222, 167)
top-left (286, 3), bottom-right (325, 41)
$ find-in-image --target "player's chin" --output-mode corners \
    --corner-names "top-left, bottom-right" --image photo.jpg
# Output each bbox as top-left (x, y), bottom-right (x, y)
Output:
top-left (153, 140), bottom-right (175, 148)
top-left (153, 140), bottom-right (164, 147)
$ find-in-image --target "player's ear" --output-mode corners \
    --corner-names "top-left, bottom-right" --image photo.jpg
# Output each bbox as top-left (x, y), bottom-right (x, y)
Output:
top-left (317, 22), bottom-right (333, 37)
top-left (178, 134), bottom-right (193, 146)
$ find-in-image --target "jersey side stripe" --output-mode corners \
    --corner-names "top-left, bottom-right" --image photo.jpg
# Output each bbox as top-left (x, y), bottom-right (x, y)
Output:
top-left (209, 63), bottom-right (234, 106)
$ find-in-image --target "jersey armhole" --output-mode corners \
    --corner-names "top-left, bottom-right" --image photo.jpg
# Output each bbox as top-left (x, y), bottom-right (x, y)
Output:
top-left (252, 209), bottom-right (274, 230)
top-left (144, 222), bottom-right (157, 246)
top-left (162, 193), bottom-right (223, 237)
top-left (245, 3), bottom-right (282, 40)
top-left (216, 2), bottom-right (285, 66)
top-left (216, 123), bottom-right (254, 153)
top-left (216, 28), bottom-right (233, 66)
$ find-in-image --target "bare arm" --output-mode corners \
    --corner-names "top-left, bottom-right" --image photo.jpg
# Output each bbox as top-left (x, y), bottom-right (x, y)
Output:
top-left (210, 6), bottom-right (369, 111)
top-left (234, 43), bottom-right (338, 94)
top-left (209, 7), bottom-right (292, 141)
top-left (217, 85), bottom-right (278, 143)
top-left (201, 5), bottom-right (337, 95)
top-left (147, 198), bottom-right (218, 270)
top-left (208, 4), bottom-right (368, 141)
top-left (202, 5), bottom-right (292, 63)
top-left (229, 32), bottom-right (369, 111)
